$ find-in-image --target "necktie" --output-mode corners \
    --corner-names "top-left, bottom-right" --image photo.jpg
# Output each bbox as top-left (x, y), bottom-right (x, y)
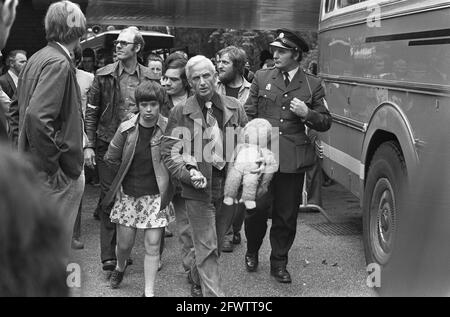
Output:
top-left (283, 71), bottom-right (290, 87)
top-left (205, 101), bottom-right (226, 170)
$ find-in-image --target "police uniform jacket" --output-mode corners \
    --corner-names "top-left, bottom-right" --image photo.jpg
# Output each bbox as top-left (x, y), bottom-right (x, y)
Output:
top-left (245, 67), bottom-right (331, 173)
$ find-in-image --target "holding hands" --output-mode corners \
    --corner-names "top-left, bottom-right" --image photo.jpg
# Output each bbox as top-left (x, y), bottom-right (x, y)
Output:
top-left (190, 168), bottom-right (207, 189)
top-left (84, 148), bottom-right (96, 169)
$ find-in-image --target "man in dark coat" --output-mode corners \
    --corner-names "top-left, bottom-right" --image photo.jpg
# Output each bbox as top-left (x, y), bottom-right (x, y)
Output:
top-left (0, 0), bottom-right (18, 140)
top-left (244, 29), bottom-right (332, 283)
top-left (0, 50), bottom-right (27, 99)
top-left (17, 1), bottom-right (87, 253)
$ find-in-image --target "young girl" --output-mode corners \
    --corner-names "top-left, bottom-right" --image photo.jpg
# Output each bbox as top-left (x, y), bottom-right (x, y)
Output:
top-left (103, 81), bottom-right (174, 297)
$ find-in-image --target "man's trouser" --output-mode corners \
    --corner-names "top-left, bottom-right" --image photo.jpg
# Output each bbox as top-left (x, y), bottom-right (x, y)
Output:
top-left (185, 176), bottom-right (234, 297)
top-left (245, 172), bottom-right (304, 269)
top-left (173, 193), bottom-right (195, 272)
top-left (41, 169), bottom-right (85, 257)
top-left (96, 139), bottom-right (116, 263)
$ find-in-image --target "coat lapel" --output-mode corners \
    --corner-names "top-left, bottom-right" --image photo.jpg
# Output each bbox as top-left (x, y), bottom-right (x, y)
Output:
top-left (217, 95), bottom-right (238, 127)
top-left (183, 96), bottom-right (206, 138)
top-left (285, 68), bottom-right (304, 93)
top-left (272, 69), bottom-right (286, 91)
top-left (6, 72), bottom-right (16, 91)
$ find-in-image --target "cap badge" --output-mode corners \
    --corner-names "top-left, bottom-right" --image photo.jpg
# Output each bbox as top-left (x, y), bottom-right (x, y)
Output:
top-left (279, 32), bottom-right (284, 39)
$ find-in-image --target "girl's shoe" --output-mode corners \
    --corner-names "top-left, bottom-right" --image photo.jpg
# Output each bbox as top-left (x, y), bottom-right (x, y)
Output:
top-left (110, 267), bottom-right (126, 289)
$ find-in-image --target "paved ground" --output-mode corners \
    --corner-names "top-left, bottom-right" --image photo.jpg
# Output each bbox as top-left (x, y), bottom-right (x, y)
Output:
top-left (70, 182), bottom-right (377, 297)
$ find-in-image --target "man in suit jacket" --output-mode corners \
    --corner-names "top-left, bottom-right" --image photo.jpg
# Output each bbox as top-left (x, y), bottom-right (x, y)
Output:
top-left (0, 0), bottom-right (18, 140)
top-left (0, 49), bottom-right (27, 98)
top-left (244, 29), bottom-right (332, 283)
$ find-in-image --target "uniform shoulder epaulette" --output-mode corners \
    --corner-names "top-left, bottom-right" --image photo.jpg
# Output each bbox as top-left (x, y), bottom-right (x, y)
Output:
top-left (304, 71), bottom-right (319, 78)
top-left (259, 66), bottom-right (276, 72)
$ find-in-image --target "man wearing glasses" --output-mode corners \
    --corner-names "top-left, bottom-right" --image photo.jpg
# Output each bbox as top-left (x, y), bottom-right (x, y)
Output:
top-left (85, 27), bottom-right (158, 275)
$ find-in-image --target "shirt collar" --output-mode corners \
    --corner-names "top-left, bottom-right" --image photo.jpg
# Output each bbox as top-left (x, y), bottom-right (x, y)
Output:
top-left (196, 92), bottom-right (221, 110)
top-left (286, 66), bottom-right (299, 81)
top-left (56, 42), bottom-right (71, 60)
top-left (8, 70), bottom-right (18, 87)
top-left (118, 61), bottom-right (140, 77)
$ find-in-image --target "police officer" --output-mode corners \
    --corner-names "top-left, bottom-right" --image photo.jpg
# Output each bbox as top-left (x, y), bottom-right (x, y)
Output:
top-left (244, 29), bottom-right (332, 283)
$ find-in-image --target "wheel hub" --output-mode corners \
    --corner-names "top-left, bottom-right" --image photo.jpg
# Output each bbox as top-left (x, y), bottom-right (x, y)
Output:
top-left (370, 178), bottom-right (396, 265)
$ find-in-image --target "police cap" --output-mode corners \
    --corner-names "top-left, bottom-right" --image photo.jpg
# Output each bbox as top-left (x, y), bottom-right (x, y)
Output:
top-left (270, 29), bottom-right (309, 53)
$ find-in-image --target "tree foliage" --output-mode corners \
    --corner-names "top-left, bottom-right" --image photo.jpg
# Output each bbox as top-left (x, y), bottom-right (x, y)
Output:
top-left (151, 26), bottom-right (318, 72)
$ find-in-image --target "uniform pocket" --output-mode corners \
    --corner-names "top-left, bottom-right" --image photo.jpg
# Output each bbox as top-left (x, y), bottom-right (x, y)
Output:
top-left (295, 137), bottom-right (316, 169)
top-left (258, 89), bottom-right (277, 115)
top-left (258, 90), bottom-right (277, 102)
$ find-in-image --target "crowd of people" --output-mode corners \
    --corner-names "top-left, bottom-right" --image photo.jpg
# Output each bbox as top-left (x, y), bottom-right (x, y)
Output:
top-left (0, 0), bottom-right (331, 297)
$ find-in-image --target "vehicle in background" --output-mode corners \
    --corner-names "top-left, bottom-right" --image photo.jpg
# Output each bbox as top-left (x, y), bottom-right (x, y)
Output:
top-left (318, 0), bottom-right (450, 268)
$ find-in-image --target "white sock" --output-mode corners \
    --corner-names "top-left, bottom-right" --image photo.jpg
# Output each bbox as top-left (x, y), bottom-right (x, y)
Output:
top-left (144, 253), bottom-right (159, 297)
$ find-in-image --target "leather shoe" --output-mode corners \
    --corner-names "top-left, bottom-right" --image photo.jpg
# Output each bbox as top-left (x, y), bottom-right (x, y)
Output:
top-left (222, 240), bottom-right (233, 253)
top-left (191, 284), bottom-right (203, 297)
top-left (270, 267), bottom-right (292, 283)
top-left (187, 270), bottom-right (194, 285)
top-left (245, 253), bottom-right (258, 272)
top-left (102, 259), bottom-right (117, 272)
top-left (164, 228), bottom-right (174, 238)
top-left (71, 238), bottom-right (84, 250)
top-left (232, 232), bottom-right (241, 245)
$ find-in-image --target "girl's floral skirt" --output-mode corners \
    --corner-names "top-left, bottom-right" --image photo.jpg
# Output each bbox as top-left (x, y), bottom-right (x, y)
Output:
top-left (110, 192), bottom-right (175, 229)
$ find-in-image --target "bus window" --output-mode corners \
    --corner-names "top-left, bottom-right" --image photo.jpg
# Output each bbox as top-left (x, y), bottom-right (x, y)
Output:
top-left (337, 0), bottom-right (367, 8)
top-left (325, 0), bottom-right (336, 13)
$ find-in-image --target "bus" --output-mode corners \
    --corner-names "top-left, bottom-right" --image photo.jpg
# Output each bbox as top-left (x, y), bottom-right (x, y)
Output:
top-left (318, 0), bottom-right (450, 267)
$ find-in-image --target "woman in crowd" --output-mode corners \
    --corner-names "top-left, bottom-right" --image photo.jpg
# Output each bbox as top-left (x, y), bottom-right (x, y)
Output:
top-left (102, 81), bottom-right (174, 297)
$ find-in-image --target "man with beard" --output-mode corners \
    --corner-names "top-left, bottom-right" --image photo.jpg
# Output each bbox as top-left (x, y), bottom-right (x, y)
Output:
top-left (216, 46), bottom-right (251, 253)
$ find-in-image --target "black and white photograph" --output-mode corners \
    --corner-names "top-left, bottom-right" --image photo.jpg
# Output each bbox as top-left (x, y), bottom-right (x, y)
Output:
top-left (0, 0), bottom-right (449, 301)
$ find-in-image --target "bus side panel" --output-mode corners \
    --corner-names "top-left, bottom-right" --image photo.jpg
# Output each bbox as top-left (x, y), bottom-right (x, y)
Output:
top-left (361, 102), bottom-right (419, 184)
top-left (319, 3), bottom-right (450, 198)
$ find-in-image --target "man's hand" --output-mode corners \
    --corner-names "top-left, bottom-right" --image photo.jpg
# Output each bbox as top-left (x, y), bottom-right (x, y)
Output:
top-left (84, 148), bottom-right (96, 169)
top-left (290, 97), bottom-right (309, 118)
top-left (256, 184), bottom-right (268, 199)
top-left (190, 168), bottom-right (207, 189)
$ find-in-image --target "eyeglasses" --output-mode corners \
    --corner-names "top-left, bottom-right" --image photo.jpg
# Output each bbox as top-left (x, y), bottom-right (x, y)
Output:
top-left (113, 40), bottom-right (136, 47)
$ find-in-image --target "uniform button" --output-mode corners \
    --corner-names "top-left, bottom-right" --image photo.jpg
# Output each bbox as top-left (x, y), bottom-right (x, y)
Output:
top-left (282, 107), bottom-right (286, 110)
top-left (264, 95), bottom-right (267, 98)
top-left (284, 94), bottom-right (288, 98)
top-left (280, 119), bottom-right (284, 122)
top-left (279, 131), bottom-right (283, 135)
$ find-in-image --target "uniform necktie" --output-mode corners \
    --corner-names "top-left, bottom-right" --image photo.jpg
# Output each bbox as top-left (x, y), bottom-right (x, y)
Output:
top-left (205, 101), bottom-right (226, 170)
top-left (283, 71), bottom-right (290, 87)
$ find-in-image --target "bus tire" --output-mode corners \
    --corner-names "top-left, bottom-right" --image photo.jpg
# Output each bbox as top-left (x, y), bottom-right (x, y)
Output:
top-left (363, 141), bottom-right (406, 269)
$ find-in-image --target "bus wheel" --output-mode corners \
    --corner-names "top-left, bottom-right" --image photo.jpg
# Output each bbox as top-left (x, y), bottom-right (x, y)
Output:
top-left (363, 141), bottom-right (406, 267)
